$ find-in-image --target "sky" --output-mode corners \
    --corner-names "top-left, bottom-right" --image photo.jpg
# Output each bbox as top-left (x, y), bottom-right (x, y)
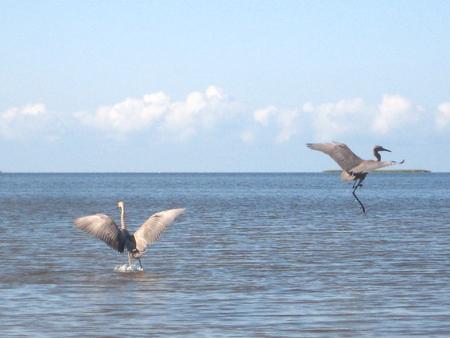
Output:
top-left (1, 0), bottom-right (450, 172)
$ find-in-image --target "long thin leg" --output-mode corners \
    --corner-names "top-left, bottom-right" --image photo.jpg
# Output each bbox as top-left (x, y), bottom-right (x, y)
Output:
top-left (352, 181), bottom-right (366, 214)
top-left (138, 259), bottom-right (143, 271)
top-left (352, 179), bottom-right (362, 189)
top-left (128, 253), bottom-right (133, 269)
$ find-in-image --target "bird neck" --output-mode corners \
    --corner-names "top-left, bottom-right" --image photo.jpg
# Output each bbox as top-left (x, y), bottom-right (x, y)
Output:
top-left (373, 150), bottom-right (381, 161)
top-left (120, 206), bottom-right (127, 230)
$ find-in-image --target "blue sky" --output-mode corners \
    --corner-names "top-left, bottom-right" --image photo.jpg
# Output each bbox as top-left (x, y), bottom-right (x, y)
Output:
top-left (1, 0), bottom-right (449, 172)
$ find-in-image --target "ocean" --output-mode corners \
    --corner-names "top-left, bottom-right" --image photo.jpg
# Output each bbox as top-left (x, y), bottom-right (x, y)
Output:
top-left (1, 172), bottom-right (449, 337)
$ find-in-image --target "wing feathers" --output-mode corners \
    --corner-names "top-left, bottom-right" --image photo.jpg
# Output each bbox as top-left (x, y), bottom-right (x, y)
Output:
top-left (73, 213), bottom-right (124, 252)
top-left (133, 208), bottom-right (186, 252)
top-left (350, 160), bottom-right (401, 174)
top-left (307, 142), bottom-right (363, 172)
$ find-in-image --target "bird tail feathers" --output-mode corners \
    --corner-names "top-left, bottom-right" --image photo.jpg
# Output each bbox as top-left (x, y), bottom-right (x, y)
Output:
top-left (341, 171), bottom-right (355, 182)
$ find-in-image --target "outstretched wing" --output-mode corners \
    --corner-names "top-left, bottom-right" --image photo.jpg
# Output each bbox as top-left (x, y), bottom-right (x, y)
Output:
top-left (351, 159), bottom-right (404, 174)
top-left (73, 213), bottom-right (124, 252)
top-left (133, 208), bottom-right (186, 252)
top-left (307, 142), bottom-right (363, 172)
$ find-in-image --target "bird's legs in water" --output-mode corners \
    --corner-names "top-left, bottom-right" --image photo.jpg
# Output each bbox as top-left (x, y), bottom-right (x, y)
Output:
top-left (127, 253), bottom-right (143, 271)
top-left (127, 254), bottom-right (134, 270)
top-left (352, 180), bottom-right (366, 214)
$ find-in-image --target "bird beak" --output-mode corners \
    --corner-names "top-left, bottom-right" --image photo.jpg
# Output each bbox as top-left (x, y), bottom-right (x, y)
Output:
top-left (380, 147), bottom-right (391, 152)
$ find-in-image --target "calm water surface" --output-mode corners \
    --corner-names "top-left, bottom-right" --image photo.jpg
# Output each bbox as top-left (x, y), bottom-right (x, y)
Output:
top-left (1, 173), bottom-right (449, 337)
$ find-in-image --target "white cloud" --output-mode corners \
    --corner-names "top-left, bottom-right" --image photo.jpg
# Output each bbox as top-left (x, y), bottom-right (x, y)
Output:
top-left (253, 106), bottom-right (301, 143)
top-left (0, 89), bottom-right (441, 148)
top-left (304, 97), bottom-right (370, 140)
top-left (436, 102), bottom-right (450, 130)
top-left (371, 94), bottom-right (413, 134)
top-left (160, 91), bottom-right (205, 140)
top-left (75, 86), bottom-right (247, 141)
top-left (302, 102), bottom-right (314, 113)
top-left (253, 106), bottom-right (276, 125)
top-left (0, 103), bottom-right (57, 140)
top-left (301, 95), bottom-right (422, 141)
top-left (274, 108), bottom-right (301, 143)
top-left (160, 86), bottom-right (247, 141)
top-left (77, 95), bottom-right (169, 133)
top-left (240, 130), bottom-right (255, 144)
top-left (143, 91), bottom-right (171, 106)
top-left (205, 85), bottom-right (225, 99)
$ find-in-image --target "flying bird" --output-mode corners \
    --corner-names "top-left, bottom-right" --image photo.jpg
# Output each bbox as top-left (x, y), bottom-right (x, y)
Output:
top-left (306, 142), bottom-right (404, 213)
top-left (74, 201), bottom-right (185, 270)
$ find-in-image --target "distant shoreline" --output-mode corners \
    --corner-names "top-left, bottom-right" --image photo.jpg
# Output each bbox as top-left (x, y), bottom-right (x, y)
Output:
top-left (323, 169), bottom-right (431, 173)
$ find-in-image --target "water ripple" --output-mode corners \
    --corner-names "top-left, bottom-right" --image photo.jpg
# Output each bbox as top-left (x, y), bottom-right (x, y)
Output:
top-left (1, 173), bottom-right (450, 337)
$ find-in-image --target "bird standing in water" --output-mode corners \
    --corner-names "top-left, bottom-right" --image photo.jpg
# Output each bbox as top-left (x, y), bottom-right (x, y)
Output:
top-left (74, 202), bottom-right (185, 270)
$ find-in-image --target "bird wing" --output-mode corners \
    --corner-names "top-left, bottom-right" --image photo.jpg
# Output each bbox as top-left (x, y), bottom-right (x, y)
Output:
top-left (350, 160), bottom-right (403, 174)
top-left (307, 142), bottom-right (363, 172)
top-left (133, 208), bottom-right (186, 252)
top-left (73, 213), bottom-right (124, 252)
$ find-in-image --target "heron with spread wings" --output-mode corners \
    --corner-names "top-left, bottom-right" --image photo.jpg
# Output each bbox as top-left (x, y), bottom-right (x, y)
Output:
top-left (307, 142), bottom-right (404, 213)
top-left (74, 201), bottom-right (185, 270)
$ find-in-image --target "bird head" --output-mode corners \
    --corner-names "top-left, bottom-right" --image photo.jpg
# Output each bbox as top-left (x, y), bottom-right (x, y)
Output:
top-left (373, 145), bottom-right (391, 153)
top-left (117, 201), bottom-right (124, 210)
top-left (373, 145), bottom-right (391, 161)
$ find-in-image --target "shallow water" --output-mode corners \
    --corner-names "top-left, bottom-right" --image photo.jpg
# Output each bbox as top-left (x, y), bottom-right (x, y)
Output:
top-left (1, 173), bottom-right (449, 337)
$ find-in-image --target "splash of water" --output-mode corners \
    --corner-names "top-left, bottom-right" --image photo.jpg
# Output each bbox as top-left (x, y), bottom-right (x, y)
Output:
top-left (113, 263), bottom-right (143, 273)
